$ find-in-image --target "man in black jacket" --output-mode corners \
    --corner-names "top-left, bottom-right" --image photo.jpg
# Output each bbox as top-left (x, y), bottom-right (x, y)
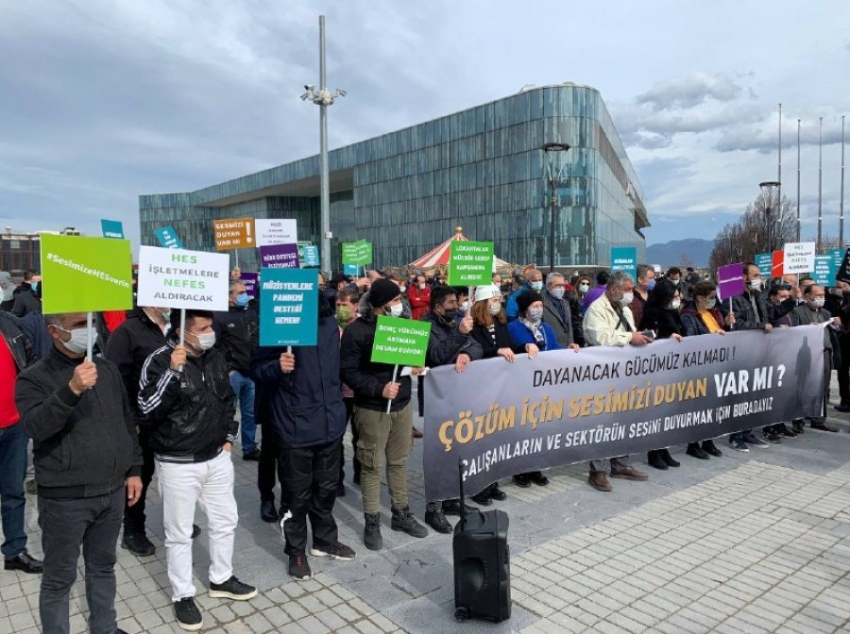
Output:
top-left (11, 270), bottom-right (40, 318)
top-left (0, 312), bottom-right (41, 574)
top-left (15, 312), bottom-right (142, 634)
top-left (340, 279), bottom-right (428, 551)
top-left (252, 295), bottom-right (355, 581)
top-left (421, 286), bottom-right (483, 533)
top-left (138, 309), bottom-right (256, 631)
top-left (105, 306), bottom-right (170, 556)
top-left (215, 280), bottom-right (260, 460)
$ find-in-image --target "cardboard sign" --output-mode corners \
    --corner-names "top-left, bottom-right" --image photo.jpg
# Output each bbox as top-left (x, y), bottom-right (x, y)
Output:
top-left (260, 243), bottom-right (300, 269)
top-left (300, 244), bottom-right (320, 267)
top-left (155, 226), bottom-right (184, 249)
top-left (716, 263), bottom-right (744, 300)
top-left (783, 242), bottom-right (816, 275)
top-left (100, 219), bottom-right (125, 240)
top-left (213, 218), bottom-right (255, 250)
top-left (755, 253), bottom-right (772, 279)
top-left (259, 268), bottom-right (319, 347)
top-left (812, 255), bottom-right (836, 286)
top-left (611, 247), bottom-right (638, 280)
top-left (137, 246), bottom-right (230, 311)
top-left (448, 241), bottom-right (494, 286)
top-left (40, 234), bottom-right (134, 314)
top-left (771, 250), bottom-right (784, 278)
top-left (240, 272), bottom-right (259, 299)
top-left (255, 219), bottom-right (298, 247)
top-left (370, 316), bottom-right (431, 367)
top-left (342, 241), bottom-right (373, 266)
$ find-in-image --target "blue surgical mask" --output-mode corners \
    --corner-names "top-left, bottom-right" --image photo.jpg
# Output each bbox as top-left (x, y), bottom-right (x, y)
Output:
top-left (646, 279), bottom-right (656, 291)
top-left (31, 281), bottom-right (39, 294)
top-left (235, 293), bottom-right (250, 308)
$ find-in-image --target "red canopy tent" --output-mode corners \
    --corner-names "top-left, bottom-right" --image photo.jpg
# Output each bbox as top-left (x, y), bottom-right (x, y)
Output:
top-left (408, 227), bottom-right (510, 270)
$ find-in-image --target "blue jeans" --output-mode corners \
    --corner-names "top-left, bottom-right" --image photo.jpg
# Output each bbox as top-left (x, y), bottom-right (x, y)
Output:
top-left (38, 486), bottom-right (123, 634)
top-left (0, 422), bottom-right (28, 559)
top-left (229, 371), bottom-right (256, 454)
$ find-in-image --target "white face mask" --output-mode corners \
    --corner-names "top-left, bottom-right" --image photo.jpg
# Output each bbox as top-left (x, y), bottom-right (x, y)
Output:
top-left (670, 299), bottom-right (682, 310)
top-left (489, 303), bottom-right (502, 316)
top-left (527, 307), bottom-right (544, 321)
top-left (399, 285), bottom-right (406, 293)
top-left (388, 303), bottom-right (404, 317)
top-left (530, 281), bottom-right (543, 292)
top-left (813, 297), bottom-right (826, 308)
top-left (550, 288), bottom-right (565, 300)
top-left (56, 326), bottom-right (93, 355)
top-left (749, 279), bottom-right (762, 291)
top-left (620, 292), bottom-right (634, 306)
top-left (705, 298), bottom-right (717, 309)
top-left (187, 331), bottom-right (216, 351)
top-left (419, 283), bottom-right (426, 290)
top-left (460, 301), bottom-right (469, 312)
top-left (578, 284), bottom-right (590, 294)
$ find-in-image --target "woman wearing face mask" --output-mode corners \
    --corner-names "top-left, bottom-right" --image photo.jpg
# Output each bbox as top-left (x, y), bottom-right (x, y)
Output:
top-left (507, 290), bottom-right (561, 488)
top-left (466, 285), bottom-right (518, 503)
top-left (680, 281), bottom-right (735, 459)
top-left (638, 279), bottom-right (685, 471)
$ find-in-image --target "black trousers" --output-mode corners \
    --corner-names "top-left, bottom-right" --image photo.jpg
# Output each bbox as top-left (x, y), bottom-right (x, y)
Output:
top-left (338, 397), bottom-right (359, 484)
top-left (279, 438), bottom-right (341, 556)
top-left (123, 429), bottom-right (155, 534)
top-left (258, 423), bottom-right (284, 505)
top-left (838, 333), bottom-right (850, 403)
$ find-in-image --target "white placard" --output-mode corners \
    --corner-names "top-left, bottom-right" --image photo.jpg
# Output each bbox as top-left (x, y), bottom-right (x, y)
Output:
top-left (255, 219), bottom-right (298, 247)
top-left (137, 246), bottom-right (230, 311)
top-left (783, 242), bottom-right (816, 275)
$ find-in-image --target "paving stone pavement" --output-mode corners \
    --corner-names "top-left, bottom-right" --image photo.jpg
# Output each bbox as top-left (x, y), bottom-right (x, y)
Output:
top-left (4, 392), bottom-right (850, 633)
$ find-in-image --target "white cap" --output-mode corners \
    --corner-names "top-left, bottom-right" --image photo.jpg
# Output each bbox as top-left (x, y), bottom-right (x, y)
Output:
top-left (474, 285), bottom-right (502, 303)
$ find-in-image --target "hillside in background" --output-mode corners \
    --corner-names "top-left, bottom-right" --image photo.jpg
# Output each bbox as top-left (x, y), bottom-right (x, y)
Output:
top-left (646, 238), bottom-right (713, 268)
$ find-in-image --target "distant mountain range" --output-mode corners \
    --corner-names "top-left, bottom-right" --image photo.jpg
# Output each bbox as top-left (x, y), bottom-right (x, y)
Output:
top-left (646, 239), bottom-right (714, 269)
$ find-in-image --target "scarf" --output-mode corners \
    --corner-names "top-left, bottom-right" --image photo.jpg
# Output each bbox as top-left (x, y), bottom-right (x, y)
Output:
top-left (519, 316), bottom-right (546, 347)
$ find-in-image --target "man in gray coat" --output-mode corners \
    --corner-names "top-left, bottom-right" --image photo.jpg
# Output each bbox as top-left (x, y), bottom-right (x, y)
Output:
top-left (542, 272), bottom-right (575, 349)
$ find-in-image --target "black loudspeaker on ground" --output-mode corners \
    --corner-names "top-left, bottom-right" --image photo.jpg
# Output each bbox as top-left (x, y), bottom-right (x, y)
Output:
top-left (452, 460), bottom-right (511, 623)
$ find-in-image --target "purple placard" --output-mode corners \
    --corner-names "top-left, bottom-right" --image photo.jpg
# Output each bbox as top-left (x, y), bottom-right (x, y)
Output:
top-left (240, 272), bottom-right (259, 298)
top-left (717, 263), bottom-right (744, 300)
top-left (260, 243), bottom-right (300, 269)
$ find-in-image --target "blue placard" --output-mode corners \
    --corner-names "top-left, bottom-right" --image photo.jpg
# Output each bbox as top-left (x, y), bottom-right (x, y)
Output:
top-left (610, 246), bottom-right (637, 280)
top-left (100, 219), bottom-right (125, 239)
top-left (343, 264), bottom-right (360, 277)
top-left (831, 249), bottom-right (847, 277)
top-left (259, 268), bottom-right (318, 347)
top-left (755, 253), bottom-right (772, 279)
top-left (302, 245), bottom-right (320, 267)
top-left (813, 255), bottom-right (836, 286)
top-left (155, 226), bottom-right (184, 249)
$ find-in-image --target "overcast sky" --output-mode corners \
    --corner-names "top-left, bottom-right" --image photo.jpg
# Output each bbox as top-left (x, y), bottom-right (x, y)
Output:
top-left (1, 0), bottom-right (848, 250)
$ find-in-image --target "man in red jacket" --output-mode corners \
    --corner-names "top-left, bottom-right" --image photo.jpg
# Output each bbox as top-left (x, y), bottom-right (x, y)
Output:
top-left (407, 273), bottom-right (432, 321)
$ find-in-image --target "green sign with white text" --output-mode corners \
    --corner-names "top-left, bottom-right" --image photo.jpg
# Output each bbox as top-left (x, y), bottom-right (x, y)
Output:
top-left (370, 316), bottom-right (431, 367)
top-left (448, 240), bottom-right (494, 286)
top-left (342, 240), bottom-right (373, 265)
top-left (40, 234), bottom-right (134, 314)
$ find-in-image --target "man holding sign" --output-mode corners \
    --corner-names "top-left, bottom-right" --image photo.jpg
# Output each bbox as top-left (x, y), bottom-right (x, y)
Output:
top-left (340, 279), bottom-right (429, 551)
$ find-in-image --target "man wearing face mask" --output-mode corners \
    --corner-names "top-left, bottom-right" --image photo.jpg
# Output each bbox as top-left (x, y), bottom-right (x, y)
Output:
top-left (335, 287), bottom-right (361, 493)
top-left (214, 280), bottom-right (260, 461)
top-left (340, 279), bottom-right (429, 550)
top-left (582, 271), bottom-right (651, 492)
top-left (11, 270), bottom-right (40, 318)
top-left (793, 284), bottom-right (842, 433)
top-left (506, 268), bottom-right (544, 322)
top-left (825, 281), bottom-right (850, 413)
top-left (105, 305), bottom-right (173, 557)
top-left (16, 312), bottom-right (143, 634)
top-left (138, 309), bottom-right (256, 631)
top-left (407, 274), bottom-right (431, 320)
top-left (543, 272), bottom-right (576, 349)
top-left (629, 264), bottom-right (656, 329)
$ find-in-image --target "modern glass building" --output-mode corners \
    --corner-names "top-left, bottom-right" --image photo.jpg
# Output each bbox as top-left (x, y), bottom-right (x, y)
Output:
top-left (139, 83), bottom-right (648, 272)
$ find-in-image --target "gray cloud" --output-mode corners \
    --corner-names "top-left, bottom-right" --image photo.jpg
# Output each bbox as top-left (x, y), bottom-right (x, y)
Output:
top-left (636, 72), bottom-right (743, 111)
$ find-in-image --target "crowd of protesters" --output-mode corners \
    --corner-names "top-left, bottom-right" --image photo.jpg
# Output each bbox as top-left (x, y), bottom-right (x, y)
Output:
top-left (1, 258), bottom-right (847, 631)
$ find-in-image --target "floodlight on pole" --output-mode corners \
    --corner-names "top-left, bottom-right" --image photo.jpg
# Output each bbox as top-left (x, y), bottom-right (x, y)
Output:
top-left (542, 142), bottom-right (571, 272)
top-left (302, 16), bottom-right (346, 275)
top-left (759, 180), bottom-right (781, 254)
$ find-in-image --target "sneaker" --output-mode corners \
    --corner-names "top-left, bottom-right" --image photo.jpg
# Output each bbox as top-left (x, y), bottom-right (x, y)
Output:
top-left (743, 433), bottom-right (769, 448)
top-left (391, 506), bottom-right (428, 538)
top-left (310, 542), bottom-right (356, 561)
top-left (121, 531), bottom-right (155, 557)
top-left (288, 555), bottom-right (312, 581)
top-left (174, 597), bottom-right (203, 631)
top-left (364, 513), bottom-right (383, 551)
top-left (424, 508), bottom-right (453, 534)
top-left (729, 437), bottom-right (750, 452)
top-left (776, 424), bottom-right (798, 439)
top-left (208, 576), bottom-right (258, 600)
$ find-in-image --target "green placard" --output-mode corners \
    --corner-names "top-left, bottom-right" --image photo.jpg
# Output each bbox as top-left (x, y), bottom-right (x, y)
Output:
top-left (371, 316), bottom-right (431, 367)
top-left (342, 240), bottom-right (373, 265)
top-left (448, 240), bottom-right (494, 286)
top-left (40, 234), bottom-right (134, 314)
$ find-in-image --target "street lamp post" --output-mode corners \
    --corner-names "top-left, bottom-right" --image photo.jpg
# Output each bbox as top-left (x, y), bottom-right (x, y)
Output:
top-left (759, 181), bottom-right (781, 255)
top-left (542, 142), bottom-right (570, 272)
top-left (301, 15), bottom-right (346, 275)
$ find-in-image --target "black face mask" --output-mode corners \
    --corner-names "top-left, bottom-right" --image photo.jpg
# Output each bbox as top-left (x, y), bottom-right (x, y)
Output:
top-left (441, 309), bottom-right (458, 322)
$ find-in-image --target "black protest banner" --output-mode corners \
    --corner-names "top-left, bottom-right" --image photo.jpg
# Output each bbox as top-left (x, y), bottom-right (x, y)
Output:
top-left (423, 328), bottom-right (824, 501)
